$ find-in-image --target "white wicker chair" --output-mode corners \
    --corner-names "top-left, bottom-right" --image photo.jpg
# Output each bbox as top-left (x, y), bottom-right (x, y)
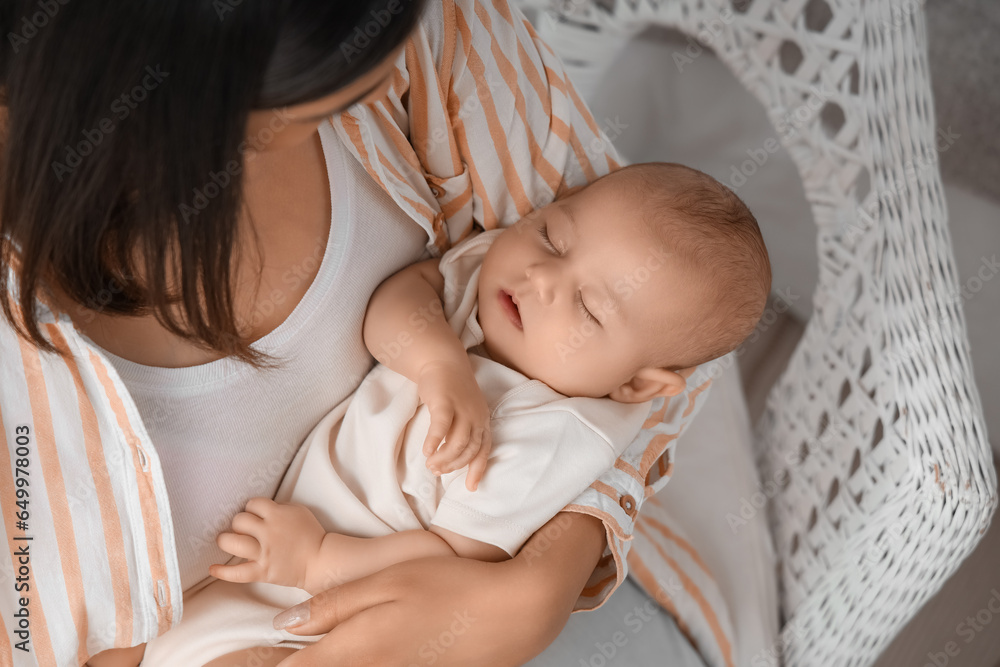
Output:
top-left (513, 0), bottom-right (999, 665)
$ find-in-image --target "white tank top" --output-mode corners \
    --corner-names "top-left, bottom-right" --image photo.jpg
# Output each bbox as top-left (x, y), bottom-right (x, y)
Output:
top-left (87, 121), bottom-right (430, 591)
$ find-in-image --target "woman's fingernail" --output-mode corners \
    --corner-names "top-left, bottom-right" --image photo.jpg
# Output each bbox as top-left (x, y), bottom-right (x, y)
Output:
top-left (273, 601), bottom-right (310, 630)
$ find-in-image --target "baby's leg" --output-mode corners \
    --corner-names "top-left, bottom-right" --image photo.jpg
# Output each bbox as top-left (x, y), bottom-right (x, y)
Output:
top-left (85, 643), bottom-right (145, 667)
top-left (203, 647), bottom-right (297, 667)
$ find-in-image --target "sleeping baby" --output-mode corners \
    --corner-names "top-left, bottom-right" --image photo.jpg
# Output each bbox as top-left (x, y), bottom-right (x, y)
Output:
top-left (136, 162), bottom-right (771, 665)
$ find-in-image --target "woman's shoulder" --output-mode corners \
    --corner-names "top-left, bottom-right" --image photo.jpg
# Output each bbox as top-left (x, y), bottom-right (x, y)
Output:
top-left (412, 0), bottom-right (519, 78)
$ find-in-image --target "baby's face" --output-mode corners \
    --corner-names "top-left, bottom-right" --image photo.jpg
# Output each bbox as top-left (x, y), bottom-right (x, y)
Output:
top-left (477, 177), bottom-right (707, 399)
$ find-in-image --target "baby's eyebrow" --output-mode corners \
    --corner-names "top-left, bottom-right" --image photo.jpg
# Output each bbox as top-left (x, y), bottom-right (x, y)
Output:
top-left (559, 203), bottom-right (578, 235)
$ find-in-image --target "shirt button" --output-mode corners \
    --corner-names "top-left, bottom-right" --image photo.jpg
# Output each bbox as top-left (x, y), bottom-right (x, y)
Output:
top-left (619, 494), bottom-right (637, 518)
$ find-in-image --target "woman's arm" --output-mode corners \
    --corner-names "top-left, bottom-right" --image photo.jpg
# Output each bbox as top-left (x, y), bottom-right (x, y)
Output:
top-left (274, 511), bottom-right (606, 667)
top-left (306, 526), bottom-right (509, 594)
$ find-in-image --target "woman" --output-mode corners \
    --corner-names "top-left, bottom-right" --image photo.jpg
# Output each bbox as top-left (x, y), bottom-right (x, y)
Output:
top-left (0, 0), bottom-right (712, 664)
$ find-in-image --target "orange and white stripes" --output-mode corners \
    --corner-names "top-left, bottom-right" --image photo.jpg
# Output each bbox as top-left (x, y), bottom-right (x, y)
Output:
top-left (566, 371), bottom-right (718, 613)
top-left (629, 507), bottom-right (736, 667)
top-left (1, 305), bottom-right (181, 665)
top-left (1, 0), bottom-right (721, 663)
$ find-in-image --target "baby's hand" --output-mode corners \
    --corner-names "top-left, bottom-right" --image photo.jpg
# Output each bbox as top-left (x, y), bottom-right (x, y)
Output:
top-left (209, 497), bottom-right (325, 591)
top-left (417, 360), bottom-right (492, 491)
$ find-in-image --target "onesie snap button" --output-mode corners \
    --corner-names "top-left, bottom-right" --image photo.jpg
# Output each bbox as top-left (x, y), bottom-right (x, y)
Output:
top-left (619, 494), bottom-right (637, 518)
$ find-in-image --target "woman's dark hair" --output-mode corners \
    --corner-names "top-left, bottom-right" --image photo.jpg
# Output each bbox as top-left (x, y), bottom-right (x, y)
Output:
top-left (0, 0), bottom-right (425, 368)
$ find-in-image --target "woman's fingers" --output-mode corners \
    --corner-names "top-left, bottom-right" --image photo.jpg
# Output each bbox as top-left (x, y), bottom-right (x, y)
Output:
top-left (216, 532), bottom-right (260, 560)
top-left (273, 555), bottom-right (550, 667)
top-left (277, 603), bottom-right (400, 667)
top-left (275, 570), bottom-right (401, 636)
top-left (209, 560), bottom-right (263, 584)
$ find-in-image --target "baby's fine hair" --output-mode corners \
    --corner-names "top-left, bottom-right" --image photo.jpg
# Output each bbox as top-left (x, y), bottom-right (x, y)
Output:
top-left (603, 162), bottom-right (772, 370)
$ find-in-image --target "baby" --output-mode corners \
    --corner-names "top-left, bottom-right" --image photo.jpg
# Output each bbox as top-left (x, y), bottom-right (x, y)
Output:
top-left (133, 162), bottom-right (770, 666)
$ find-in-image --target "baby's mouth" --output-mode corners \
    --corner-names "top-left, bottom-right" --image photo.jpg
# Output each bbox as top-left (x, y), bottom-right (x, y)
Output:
top-left (498, 289), bottom-right (522, 329)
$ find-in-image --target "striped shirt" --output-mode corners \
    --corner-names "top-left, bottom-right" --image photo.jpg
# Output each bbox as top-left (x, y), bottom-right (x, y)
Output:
top-left (0, 0), bottom-right (717, 663)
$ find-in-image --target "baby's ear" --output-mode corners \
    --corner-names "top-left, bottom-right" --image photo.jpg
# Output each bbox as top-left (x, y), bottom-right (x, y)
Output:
top-left (608, 367), bottom-right (688, 403)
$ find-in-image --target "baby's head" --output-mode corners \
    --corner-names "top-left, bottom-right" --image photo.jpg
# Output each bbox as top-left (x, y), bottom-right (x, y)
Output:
top-left (477, 162), bottom-right (771, 402)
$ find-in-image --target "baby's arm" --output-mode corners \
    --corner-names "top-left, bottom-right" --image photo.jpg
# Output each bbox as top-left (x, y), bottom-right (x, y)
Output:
top-left (210, 498), bottom-right (507, 596)
top-left (362, 257), bottom-right (457, 384)
top-left (306, 525), bottom-right (508, 594)
top-left (363, 258), bottom-right (491, 489)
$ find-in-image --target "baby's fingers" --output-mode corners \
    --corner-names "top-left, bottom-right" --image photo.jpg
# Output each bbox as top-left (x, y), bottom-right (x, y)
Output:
top-left (422, 407), bottom-right (454, 457)
top-left (436, 427), bottom-right (484, 475)
top-left (231, 511), bottom-right (266, 540)
top-left (216, 532), bottom-right (260, 560)
top-left (209, 560), bottom-right (264, 584)
top-left (465, 429), bottom-right (492, 492)
top-left (426, 420), bottom-right (473, 472)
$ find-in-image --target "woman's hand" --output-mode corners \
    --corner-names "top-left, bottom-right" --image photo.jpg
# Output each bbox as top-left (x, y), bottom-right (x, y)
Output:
top-left (272, 511), bottom-right (607, 667)
top-left (417, 360), bottom-right (493, 490)
top-left (210, 497), bottom-right (327, 591)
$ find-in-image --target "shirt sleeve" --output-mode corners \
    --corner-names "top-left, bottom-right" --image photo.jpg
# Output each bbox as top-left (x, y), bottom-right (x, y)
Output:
top-left (0, 309), bottom-right (182, 664)
top-left (423, 0), bottom-right (625, 234)
top-left (563, 361), bottom-right (721, 612)
top-left (330, 0), bottom-right (625, 256)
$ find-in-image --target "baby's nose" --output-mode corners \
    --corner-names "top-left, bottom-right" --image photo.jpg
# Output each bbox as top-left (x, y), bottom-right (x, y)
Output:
top-left (525, 265), bottom-right (555, 305)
